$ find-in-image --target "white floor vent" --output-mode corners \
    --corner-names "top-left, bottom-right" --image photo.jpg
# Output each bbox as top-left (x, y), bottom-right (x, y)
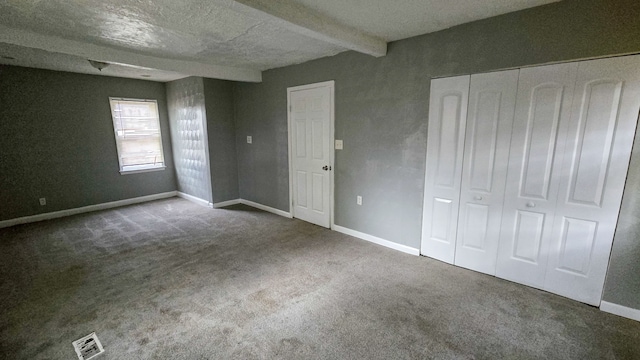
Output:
top-left (72, 332), bottom-right (104, 360)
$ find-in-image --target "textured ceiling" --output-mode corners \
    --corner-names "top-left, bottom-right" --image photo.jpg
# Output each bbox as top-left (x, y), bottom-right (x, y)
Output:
top-left (0, 0), bottom-right (560, 82)
top-left (295, 0), bottom-right (559, 41)
top-left (0, 43), bottom-right (185, 82)
top-left (0, 0), bottom-right (344, 69)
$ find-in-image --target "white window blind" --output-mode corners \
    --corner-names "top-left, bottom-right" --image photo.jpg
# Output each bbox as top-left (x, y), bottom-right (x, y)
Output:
top-left (109, 98), bottom-right (165, 174)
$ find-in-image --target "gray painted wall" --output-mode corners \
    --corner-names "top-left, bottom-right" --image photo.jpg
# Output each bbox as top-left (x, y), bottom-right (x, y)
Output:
top-left (166, 77), bottom-right (212, 203)
top-left (203, 78), bottom-right (239, 203)
top-left (234, 82), bottom-right (291, 210)
top-left (233, 0), bottom-right (640, 309)
top-left (603, 127), bottom-right (640, 310)
top-left (0, 65), bottom-right (177, 221)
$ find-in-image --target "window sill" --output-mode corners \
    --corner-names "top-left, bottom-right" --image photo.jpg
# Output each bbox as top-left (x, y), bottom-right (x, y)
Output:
top-left (120, 166), bottom-right (166, 175)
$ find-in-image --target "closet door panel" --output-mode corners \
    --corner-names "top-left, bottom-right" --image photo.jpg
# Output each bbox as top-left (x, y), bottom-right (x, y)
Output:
top-left (455, 70), bottom-right (519, 275)
top-left (544, 55), bottom-right (640, 305)
top-left (495, 62), bottom-right (578, 288)
top-left (421, 75), bottom-right (470, 263)
top-left (512, 210), bottom-right (546, 262)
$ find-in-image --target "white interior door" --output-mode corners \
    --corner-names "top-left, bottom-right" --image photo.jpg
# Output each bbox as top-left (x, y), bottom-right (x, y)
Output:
top-left (454, 70), bottom-right (519, 275)
top-left (421, 75), bottom-right (470, 263)
top-left (496, 62), bottom-right (578, 288)
top-left (543, 56), bottom-right (640, 305)
top-left (288, 82), bottom-right (333, 228)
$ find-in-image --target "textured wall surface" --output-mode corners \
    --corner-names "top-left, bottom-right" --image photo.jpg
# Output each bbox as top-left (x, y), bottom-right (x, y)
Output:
top-left (233, 0), bottom-right (640, 308)
top-left (0, 65), bottom-right (176, 221)
top-left (234, 81), bottom-right (292, 211)
top-left (603, 126), bottom-right (640, 309)
top-left (203, 78), bottom-right (239, 203)
top-left (166, 77), bottom-right (212, 203)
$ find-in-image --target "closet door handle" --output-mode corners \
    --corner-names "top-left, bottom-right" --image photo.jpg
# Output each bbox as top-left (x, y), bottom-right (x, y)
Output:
top-left (474, 195), bottom-right (483, 201)
top-left (526, 202), bottom-right (536, 208)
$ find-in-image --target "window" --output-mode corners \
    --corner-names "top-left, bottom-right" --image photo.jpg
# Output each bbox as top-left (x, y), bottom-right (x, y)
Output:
top-left (109, 98), bottom-right (165, 174)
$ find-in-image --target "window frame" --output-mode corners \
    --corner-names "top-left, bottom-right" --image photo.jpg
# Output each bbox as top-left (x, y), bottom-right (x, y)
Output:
top-left (109, 97), bottom-right (166, 175)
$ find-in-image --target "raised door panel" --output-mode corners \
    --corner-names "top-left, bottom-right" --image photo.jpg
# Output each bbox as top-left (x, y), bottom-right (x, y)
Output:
top-left (296, 171), bottom-right (308, 208)
top-left (455, 70), bottom-right (519, 275)
top-left (495, 62), bottom-right (578, 288)
top-left (312, 173), bottom-right (324, 212)
top-left (460, 203), bottom-right (489, 250)
top-left (544, 55), bottom-right (640, 305)
top-left (519, 85), bottom-right (566, 200)
top-left (555, 217), bottom-right (598, 275)
top-left (566, 80), bottom-right (621, 207)
top-left (293, 99), bottom-right (309, 213)
top-left (436, 94), bottom-right (465, 188)
top-left (512, 210), bottom-right (546, 263)
top-left (421, 75), bottom-right (470, 263)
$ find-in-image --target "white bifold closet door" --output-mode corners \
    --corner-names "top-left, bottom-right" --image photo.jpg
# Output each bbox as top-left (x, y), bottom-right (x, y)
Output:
top-left (422, 55), bottom-right (640, 306)
top-left (454, 70), bottom-right (519, 275)
top-left (421, 75), bottom-right (469, 263)
top-left (495, 62), bottom-right (579, 288)
top-left (543, 56), bottom-right (640, 305)
top-left (422, 70), bottom-right (518, 271)
top-left (496, 55), bottom-right (640, 305)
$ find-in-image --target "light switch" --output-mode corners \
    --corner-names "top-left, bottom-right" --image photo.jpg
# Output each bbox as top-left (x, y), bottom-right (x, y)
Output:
top-left (247, 136), bottom-right (252, 144)
top-left (335, 139), bottom-right (343, 150)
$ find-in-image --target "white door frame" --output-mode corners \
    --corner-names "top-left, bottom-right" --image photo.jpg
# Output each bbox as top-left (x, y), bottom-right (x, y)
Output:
top-left (287, 80), bottom-right (335, 228)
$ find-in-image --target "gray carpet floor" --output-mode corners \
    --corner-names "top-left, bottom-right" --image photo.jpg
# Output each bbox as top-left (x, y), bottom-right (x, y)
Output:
top-left (0, 198), bottom-right (639, 359)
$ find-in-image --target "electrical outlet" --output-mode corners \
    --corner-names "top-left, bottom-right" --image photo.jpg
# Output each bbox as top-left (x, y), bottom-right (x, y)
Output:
top-left (335, 139), bottom-right (343, 150)
top-left (39, 197), bottom-right (46, 206)
top-left (247, 136), bottom-right (252, 144)
top-left (356, 196), bottom-right (362, 205)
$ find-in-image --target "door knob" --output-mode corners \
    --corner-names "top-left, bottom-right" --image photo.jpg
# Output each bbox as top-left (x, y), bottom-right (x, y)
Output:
top-left (526, 202), bottom-right (536, 208)
top-left (322, 165), bottom-right (331, 171)
top-left (474, 195), bottom-right (483, 201)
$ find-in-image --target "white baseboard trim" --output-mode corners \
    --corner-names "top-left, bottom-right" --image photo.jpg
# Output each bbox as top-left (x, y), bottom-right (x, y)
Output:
top-left (0, 191), bottom-right (178, 229)
top-left (600, 301), bottom-right (640, 322)
top-left (176, 192), bottom-right (212, 208)
top-left (212, 199), bottom-right (241, 208)
top-left (332, 225), bottom-right (420, 256)
top-left (239, 199), bottom-right (292, 218)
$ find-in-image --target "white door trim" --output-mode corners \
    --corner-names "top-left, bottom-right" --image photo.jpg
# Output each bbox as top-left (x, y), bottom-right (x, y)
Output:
top-left (287, 80), bottom-right (335, 229)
